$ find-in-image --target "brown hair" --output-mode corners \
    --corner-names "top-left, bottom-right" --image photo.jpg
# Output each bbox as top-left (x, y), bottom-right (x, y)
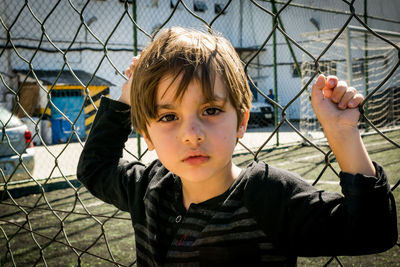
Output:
top-left (130, 27), bottom-right (252, 137)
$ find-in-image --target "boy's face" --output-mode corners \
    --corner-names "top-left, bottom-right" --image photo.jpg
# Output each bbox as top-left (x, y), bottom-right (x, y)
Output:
top-left (143, 74), bottom-right (249, 184)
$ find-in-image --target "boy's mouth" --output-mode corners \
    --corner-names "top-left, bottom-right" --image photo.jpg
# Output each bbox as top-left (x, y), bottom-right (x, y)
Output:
top-left (182, 152), bottom-right (210, 165)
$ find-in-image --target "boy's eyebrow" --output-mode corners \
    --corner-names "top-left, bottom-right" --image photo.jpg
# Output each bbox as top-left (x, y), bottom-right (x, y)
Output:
top-left (157, 95), bottom-right (227, 110)
top-left (202, 94), bottom-right (227, 105)
top-left (156, 103), bottom-right (176, 111)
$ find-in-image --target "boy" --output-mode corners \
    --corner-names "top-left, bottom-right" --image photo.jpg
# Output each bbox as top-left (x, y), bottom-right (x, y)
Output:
top-left (77, 27), bottom-right (397, 266)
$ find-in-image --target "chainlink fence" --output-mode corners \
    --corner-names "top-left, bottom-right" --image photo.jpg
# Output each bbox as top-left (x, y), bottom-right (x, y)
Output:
top-left (0, 0), bottom-right (399, 266)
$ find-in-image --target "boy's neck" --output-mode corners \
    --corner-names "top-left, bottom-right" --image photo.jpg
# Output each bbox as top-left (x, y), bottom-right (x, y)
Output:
top-left (181, 163), bottom-right (242, 210)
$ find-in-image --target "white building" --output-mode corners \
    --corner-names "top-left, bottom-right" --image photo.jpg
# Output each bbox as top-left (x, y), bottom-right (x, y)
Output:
top-left (1, 0), bottom-right (399, 120)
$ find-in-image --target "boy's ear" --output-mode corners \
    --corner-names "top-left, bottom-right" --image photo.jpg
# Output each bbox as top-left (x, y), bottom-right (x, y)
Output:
top-left (142, 133), bottom-right (155, 151)
top-left (237, 110), bottom-right (250, 139)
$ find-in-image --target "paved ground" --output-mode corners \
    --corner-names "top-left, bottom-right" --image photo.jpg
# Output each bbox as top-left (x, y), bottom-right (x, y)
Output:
top-left (30, 122), bottom-right (309, 180)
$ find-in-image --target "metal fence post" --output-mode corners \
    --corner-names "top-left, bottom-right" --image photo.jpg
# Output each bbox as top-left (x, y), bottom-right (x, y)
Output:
top-left (364, 0), bottom-right (369, 118)
top-left (272, 0), bottom-right (279, 146)
top-left (132, 0), bottom-right (141, 159)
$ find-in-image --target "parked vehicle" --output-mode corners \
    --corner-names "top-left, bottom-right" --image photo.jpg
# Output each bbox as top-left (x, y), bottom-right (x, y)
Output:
top-left (248, 82), bottom-right (275, 127)
top-left (0, 105), bottom-right (35, 180)
top-left (249, 101), bottom-right (275, 127)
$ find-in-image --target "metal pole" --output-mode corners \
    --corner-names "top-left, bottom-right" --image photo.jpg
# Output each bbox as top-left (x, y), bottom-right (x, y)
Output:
top-left (3, 1), bottom-right (12, 86)
top-left (239, 0), bottom-right (243, 47)
top-left (132, 0), bottom-right (141, 158)
top-left (133, 1), bottom-right (138, 56)
top-left (363, 0), bottom-right (369, 118)
top-left (345, 27), bottom-right (353, 87)
top-left (271, 2), bottom-right (302, 79)
top-left (271, 0), bottom-right (279, 146)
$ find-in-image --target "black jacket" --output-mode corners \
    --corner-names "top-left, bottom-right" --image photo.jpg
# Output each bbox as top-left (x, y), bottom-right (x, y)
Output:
top-left (77, 97), bottom-right (397, 266)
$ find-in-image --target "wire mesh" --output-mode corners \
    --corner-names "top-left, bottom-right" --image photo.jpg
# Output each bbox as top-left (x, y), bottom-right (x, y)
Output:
top-left (0, 0), bottom-right (399, 266)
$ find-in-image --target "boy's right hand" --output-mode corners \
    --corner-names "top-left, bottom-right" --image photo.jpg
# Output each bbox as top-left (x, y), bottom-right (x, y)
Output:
top-left (118, 56), bottom-right (139, 105)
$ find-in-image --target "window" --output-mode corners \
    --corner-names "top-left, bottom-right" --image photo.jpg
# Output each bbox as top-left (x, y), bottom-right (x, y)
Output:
top-left (292, 63), bottom-right (301, 78)
top-left (352, 60), bottom-right (364, 78)
top-left (194, 1), bottom-right (207, 12)
top-left (170, 0), bottom-right (178, 8)
top-left (301, 61), bottom-right (337, 77)
top-left (215, 4), bottom-right (226, 14)
top-left (119, 0), bottom-right (133, 4)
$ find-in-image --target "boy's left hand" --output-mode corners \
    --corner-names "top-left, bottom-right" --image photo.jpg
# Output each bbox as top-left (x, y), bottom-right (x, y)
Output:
top-left (311, 74), bottom-right (364, 131)
top-left (311, 74), bottom-right (375, 176)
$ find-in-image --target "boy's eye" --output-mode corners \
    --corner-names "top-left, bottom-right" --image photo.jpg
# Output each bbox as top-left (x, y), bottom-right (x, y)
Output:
top-left (158, 114), bottom-right (177, 122)
top-left (203, 107), bottom-right (222, 116)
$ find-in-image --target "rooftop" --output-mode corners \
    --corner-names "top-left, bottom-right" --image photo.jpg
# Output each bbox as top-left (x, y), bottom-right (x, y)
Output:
top-left (14, 69), bottom-right (114, 87)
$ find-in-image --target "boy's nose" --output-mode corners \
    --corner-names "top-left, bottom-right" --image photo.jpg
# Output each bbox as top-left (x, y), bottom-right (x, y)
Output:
top-left (181, 118), bottom-right (205, 145)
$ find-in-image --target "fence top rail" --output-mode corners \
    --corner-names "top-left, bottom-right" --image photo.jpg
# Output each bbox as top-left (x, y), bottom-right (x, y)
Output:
top-left (348, 25), bottom-right (400, 38)
top-left (301, 25), bottom-right (400, 38)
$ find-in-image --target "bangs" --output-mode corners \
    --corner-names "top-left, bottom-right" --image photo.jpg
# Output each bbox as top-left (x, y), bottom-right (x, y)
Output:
top-left (162, 57), bottom-right (220, 104)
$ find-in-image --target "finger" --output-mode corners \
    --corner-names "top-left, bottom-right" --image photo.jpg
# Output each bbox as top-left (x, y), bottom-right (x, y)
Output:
top-left (125, 67), bottom-right (132, 78)
top-left (311, 74), bottom-right (326, 103)
top-left (331, 80), bottom-right (347, 103)
top-left (348, 93), bottom-right (364, 108)
top-left (338, 87), bottom-right (357, 109)
top-left (132, 56), bottom-right (140, 66)
top-left (129, 56), bottom-right (139, 71)
top-left (321, 75), bottom-right (337, 98)
top-left (130, 61), bottom-right (136, 71)
top-left (125, 56), bottom-right (140, 79)
top-left (326, 75), bottom-right (338, 89)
